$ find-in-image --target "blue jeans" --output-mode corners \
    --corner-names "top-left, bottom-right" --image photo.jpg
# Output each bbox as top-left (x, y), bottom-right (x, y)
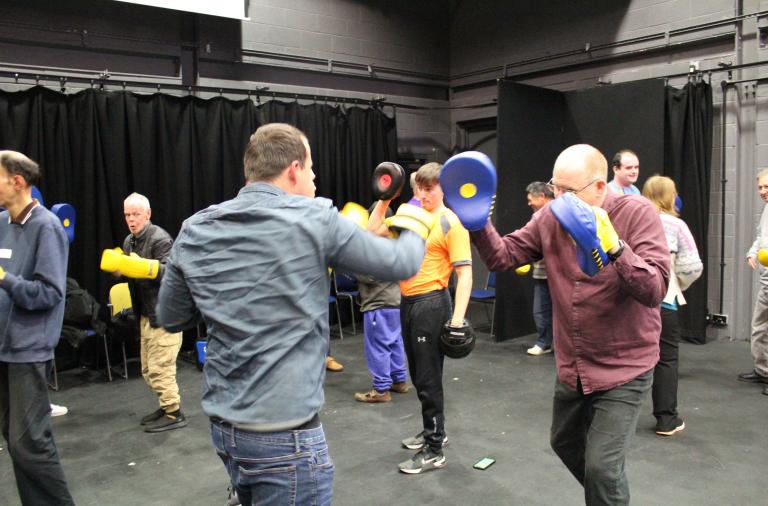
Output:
top-left (550, 370), bottom-right (652, 506)
top-left (210, 420), bottom-right (334, 506)
top-left (363, 308), bottom-right (407, 392)
top-left (533, 279), bottom-right (553, 348)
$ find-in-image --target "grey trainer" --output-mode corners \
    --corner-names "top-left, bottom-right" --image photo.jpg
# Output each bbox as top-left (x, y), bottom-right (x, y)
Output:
top-left (398, 448), bottom-right (447, 474)
top-left (401, 431), bottom-right (448, 450)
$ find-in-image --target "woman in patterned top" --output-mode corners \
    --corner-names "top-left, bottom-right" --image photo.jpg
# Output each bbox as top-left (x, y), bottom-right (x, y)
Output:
top-left (642, 175), bottom-right (703, 436)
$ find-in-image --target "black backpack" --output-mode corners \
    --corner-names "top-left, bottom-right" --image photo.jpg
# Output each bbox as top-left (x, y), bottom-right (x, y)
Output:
top-left (63, 277), bottom-right (107, 334)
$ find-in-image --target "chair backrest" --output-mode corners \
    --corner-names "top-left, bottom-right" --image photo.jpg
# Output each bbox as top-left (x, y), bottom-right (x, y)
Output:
top-left (109, 283), bottom-right (132, 316)
top-left (487, 272), bottom-right (496, 290)
top-left (334, 272), bottom-right (358, 293)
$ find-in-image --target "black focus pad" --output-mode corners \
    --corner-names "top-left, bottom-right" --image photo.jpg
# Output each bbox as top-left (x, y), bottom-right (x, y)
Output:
top-left (439, 320), bottom-right (476, 359)
top-left (372, 162), bottom-right (405, 201)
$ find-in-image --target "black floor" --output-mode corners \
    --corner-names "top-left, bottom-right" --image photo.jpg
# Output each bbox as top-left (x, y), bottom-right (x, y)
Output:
top-left (1, 326), bottom-right (766, 506)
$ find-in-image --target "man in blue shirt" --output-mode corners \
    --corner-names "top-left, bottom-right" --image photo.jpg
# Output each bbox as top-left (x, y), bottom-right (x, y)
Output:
top-left (157, 123), bottom-right (426, 506)
top-left (608, 149), bottom-right (641, 195)
top-left (0, 150), bottom-right (75, 505)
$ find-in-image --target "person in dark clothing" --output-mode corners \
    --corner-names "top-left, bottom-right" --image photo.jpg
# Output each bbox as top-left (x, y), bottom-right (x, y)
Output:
top-left (122, 192), bottom-right (186, 433)
top-left (0, 150), bottom-right (75, 505)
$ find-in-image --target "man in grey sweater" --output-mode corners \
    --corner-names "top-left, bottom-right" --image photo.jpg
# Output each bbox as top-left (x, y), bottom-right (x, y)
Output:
top-left (0, 150), bottom-right (75, 505)
top-left (741, 168), bottom-right (768, 395)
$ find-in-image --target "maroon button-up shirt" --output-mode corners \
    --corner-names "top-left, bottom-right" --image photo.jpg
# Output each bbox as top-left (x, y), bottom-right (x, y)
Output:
top-left (472, 192), bottom-right (669, 393)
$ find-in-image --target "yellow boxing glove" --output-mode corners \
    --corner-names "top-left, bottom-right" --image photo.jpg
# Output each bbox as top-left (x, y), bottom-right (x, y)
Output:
top-left (339, 202), bottom-right (370, 230)
top-left (118, 252), bottom-right (160, 279)
top-left (592, 206), bottom-right (621, 255)
top-left (100, 248), bottom-right (159, 279)
top-left (515, 264), bottom-right (531, 276)
top-left (100, 248), bottom-right (124, 273)
top-left (758, 248), bottom-right (768, 267)
top-left (385, 203), bottom-right (435, 241)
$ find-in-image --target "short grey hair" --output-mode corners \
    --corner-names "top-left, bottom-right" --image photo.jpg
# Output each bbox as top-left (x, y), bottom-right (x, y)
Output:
top-left (124, 192), bottom-right (150, 209)
top-left (757, 168), bottom-right (768, 180)
top-left (526, 181), bottom-right (554, 199)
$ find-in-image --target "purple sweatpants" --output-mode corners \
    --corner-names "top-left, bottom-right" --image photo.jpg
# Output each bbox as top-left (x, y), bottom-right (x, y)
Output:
top-left (363, 307), bottom-right (407, 392)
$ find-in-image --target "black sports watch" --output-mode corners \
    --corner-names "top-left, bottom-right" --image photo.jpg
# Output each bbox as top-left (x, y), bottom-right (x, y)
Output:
top-left (608, 240), bottom-right (625, 262)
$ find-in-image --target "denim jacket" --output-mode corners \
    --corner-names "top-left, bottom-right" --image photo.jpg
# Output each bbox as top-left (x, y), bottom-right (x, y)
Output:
top-left (158, 183), bottom-right (424, 430)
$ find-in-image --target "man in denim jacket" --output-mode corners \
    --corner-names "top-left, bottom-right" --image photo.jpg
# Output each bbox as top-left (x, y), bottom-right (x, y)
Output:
top-left (158, 123), bottom-right (426, 505)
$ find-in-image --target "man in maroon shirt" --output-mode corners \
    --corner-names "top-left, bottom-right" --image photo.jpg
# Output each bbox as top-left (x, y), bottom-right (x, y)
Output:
top-left (471, 144), bottom-right (669, 506)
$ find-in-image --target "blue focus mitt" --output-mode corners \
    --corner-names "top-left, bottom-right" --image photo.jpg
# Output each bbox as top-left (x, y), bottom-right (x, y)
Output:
top-left (674, 195), bottom-right (683, 214)
top-left (549, 193), bottom-right (609, 276)
top-left (31, 186), bottom-right (45, 207)
top-left (51, 203), bottom-right (76, 244)
top-left (440, 151), bottom-right (497, 231)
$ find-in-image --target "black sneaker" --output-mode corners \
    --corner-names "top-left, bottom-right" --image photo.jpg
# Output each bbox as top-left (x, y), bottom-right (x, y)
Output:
top-left (655, 417), bottom-right (685, 436)
top-left (144, 410), bottom-right (188, 433)
top-left (398, 447), bottom-right (446, 474)
top-left (140, 408), bottom-right (166, 426)
top-left (401, 431), bottom-right (448, 450)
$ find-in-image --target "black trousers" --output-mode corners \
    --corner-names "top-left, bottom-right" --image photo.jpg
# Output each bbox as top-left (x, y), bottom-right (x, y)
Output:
top-left (652, 308), bottom-right (681, 428)
top-left (551, 371), bottom-right (652, 506)
top-left (401, 289), bottom-right (451, 452)
top-left (0, 361), bottom-right (75, 506)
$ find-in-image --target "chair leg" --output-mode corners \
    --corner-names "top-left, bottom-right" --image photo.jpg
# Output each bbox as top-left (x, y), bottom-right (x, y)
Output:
top-left (483, 304), bottom-right (492, 330)
top-left (490, 300), bottom-right (496, 338)
top-left (334, 302), bottom-right (344, 339)
top-left (102, 335), bottom-right (113, 382)
top-left (348, 299), bottom-right (356, 335)
top-left (121, 342), bottom-right (128, 379)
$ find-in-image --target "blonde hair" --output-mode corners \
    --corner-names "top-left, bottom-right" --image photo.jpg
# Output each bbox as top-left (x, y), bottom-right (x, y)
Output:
top-left (642, 175), bottom-right (677, 216)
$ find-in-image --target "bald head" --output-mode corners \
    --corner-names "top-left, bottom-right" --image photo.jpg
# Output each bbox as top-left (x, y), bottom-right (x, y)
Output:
top-left (553, 145), bottom-right (608, 181)
top-left (551, 144), bottom-right (609, 207)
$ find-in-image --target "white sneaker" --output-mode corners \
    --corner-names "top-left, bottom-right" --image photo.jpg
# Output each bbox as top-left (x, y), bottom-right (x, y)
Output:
top-left (50, 403), bottom-right (68, 417)
top-left (527, 344), bottom-right (552, 356)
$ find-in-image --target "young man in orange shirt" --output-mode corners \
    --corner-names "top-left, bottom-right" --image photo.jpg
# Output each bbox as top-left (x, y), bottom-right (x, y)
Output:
top-left (378, 162), bottom-right (473, 474)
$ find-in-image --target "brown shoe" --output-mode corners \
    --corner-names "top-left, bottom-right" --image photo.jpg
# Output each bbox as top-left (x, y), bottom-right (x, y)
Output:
top-left (354, 389), bottom-right (391, 403)
top-left (326, 356), bottom-right (344, 372)
top-left (390, 382), bottom-right (410, 394)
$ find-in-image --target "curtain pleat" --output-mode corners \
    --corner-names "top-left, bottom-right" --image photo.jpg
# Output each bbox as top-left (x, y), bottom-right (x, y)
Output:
top-left (0, 86), bottom-right (398, 302)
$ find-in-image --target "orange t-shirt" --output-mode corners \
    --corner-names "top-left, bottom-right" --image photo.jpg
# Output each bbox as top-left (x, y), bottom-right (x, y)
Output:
top-left (400, 207), bottom-right (472, 296)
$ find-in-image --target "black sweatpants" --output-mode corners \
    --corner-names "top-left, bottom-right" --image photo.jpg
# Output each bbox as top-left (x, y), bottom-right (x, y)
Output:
top-left (401, 289), bottom-right (452, 452)
top-left (652, 308), bottom-right (681, 428)
top-left (0, 361), bottom-right (75, 506)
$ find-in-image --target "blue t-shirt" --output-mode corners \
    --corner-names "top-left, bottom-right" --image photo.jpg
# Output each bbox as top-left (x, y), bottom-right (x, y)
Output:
top-left (608, 180), bottom-right (640, 195)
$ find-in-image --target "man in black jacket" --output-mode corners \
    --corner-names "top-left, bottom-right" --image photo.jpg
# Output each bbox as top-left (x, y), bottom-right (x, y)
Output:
top-left (122, 192), bottom-right (186, 433)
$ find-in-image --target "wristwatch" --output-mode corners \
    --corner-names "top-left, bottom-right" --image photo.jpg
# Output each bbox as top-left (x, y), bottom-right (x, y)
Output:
top-left (608, 240), bottom-right (625, 262)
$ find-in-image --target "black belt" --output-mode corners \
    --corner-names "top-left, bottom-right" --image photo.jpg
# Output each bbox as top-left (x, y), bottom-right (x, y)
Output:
top-left (211, 412), bottom-right (321, 432)
top-left (402, 288), bottom-right (448, 303)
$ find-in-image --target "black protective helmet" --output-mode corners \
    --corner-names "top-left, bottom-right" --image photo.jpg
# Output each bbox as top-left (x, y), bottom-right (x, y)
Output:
top-left (439, 320), bottom-right (475, 359)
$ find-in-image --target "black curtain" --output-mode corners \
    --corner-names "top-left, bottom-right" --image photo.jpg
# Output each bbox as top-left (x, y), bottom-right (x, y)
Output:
top-left (664, 81), bottom-right (713, 343)
top-left (0, 86), bottom-right (397, 303)
top-left (495, 79), bottom-right (666, 342)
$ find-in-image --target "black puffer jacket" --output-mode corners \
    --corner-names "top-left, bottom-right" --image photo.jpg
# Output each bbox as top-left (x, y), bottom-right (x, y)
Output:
top-left (122, 221), bottom-right (173, 328)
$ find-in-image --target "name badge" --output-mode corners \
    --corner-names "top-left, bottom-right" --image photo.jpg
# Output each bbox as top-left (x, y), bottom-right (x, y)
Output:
top-left (0, 249), bottom-right (11, 259)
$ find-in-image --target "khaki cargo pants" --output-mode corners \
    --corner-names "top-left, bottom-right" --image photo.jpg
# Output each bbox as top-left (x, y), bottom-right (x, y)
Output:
top-left (140, 316), bottom-right (183, 413)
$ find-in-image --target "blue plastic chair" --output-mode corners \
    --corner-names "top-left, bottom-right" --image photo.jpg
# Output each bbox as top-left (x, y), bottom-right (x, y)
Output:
top-left (470, 272), bottom-right (496, 337)
top-left (329, 295), bottom-right (344, 339)
top-left (333, 272), bottom-right (360, 335)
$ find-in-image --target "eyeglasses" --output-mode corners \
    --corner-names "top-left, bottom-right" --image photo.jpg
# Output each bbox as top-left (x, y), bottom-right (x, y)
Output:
top-left (546, 178), bottom-right (599, 195)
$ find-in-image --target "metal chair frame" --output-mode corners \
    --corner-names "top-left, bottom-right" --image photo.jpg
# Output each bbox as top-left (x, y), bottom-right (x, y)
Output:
top-left (333, 272), bottom-right (360, 335)
top-left (470, 272), bottom-right (496, 337)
